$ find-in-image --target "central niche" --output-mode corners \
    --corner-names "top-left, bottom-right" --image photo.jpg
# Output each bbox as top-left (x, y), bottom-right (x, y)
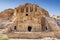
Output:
top-left (28, 26), bottom-right (32, 32)
top-left (26, 14), bottom-right (28, 16)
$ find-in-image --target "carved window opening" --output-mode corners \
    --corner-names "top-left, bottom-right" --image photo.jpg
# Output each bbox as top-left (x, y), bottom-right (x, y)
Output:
top-left (26, 7), bottom-right (28, 12)
top-left (28, 26), bottom-right (32, 32)
top-left (26, 14), bottom-right (28, 16)
top-left (30, 7), bottom-right (33, 12)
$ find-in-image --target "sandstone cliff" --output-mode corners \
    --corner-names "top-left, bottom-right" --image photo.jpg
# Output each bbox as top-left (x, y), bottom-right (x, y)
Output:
top-left (0, 9), bottom-right (14, 20)
top-left (0, 3), bottom-right (59, 39)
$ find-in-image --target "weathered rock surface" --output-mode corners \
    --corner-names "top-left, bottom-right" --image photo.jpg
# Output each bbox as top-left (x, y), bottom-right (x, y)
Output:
top-left (0, 9), bottom-right (14, 20)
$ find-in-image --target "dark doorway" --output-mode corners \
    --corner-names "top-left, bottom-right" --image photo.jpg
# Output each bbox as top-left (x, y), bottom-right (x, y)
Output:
top-left (46, 27), bottom-right (47, 30)
top-left (28, 26), bottom-right (32, 32)
top-left (14, 26), bottom-right (16, 30)
top-left (45, 27), bottom-right (48, 32)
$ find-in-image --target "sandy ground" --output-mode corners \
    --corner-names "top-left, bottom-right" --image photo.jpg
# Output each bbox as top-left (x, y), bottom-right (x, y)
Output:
top-left (9, 39), bottom-right (60, 40)
top-left (9, 38), bottom-right (60, 40)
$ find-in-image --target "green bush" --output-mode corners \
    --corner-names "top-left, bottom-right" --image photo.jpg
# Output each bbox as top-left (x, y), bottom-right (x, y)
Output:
top-left (0, 34), bottom-right (8, 40)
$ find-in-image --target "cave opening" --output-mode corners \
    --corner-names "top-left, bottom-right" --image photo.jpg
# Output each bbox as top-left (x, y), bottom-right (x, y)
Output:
top-left (28, 26), bottom-right (32, 32)
top-left (14, 26), bottom-right (16, 31)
